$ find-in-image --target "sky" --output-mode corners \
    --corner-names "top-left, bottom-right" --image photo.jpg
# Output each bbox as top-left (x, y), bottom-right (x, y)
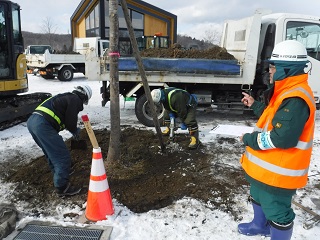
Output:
top-left (1, 73), bottom-right (320, 239)
top-left (12, 0), bottom-right (320, 40)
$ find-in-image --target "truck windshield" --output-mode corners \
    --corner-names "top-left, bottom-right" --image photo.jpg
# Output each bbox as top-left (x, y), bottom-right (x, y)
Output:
top-left (286, 21), bottom-right (320, 60)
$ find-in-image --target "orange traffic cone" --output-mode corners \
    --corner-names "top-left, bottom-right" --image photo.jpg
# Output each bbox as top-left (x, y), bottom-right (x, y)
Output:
top-left (85, 147), bottom-right (114, 221)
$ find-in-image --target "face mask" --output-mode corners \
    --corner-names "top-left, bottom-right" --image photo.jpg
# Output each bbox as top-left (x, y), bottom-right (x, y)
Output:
top-left (273, 61), bottom-right (309, 81)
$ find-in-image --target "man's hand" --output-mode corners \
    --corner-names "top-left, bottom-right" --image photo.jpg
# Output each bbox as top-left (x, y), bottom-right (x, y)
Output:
top-left (241, 92), bottom-right (255, 107)
top-left (169, 113), bottom-right (175, 118)
top-left (180, 122), bottom-right (187, 130)
top-left (240, 134), bottom-right (246, 142)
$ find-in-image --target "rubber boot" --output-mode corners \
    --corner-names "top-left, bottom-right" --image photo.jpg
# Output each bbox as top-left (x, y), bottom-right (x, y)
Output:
top-left (238, 198), bottom-right (270, 236)
top-left (270, 221), bottom-right (293, 240)
top-left (188, 127), bottom-right (200, 149)
top-left (162, 120), bottom-right (171, 136)
top-left (162, 126), bottom-right (170, 136)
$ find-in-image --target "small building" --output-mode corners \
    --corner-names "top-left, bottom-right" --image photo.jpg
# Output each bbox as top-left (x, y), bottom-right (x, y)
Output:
top-left (71, 0), bottom-right (177, 55)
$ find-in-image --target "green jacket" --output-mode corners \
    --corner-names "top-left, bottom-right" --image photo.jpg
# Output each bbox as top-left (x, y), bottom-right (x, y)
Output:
top-left (162, 88), bottom-right (191, 121)
top-left (243, 97), bottom-right (310, 150)
top-left (243, 88), bottom-right (310, 193)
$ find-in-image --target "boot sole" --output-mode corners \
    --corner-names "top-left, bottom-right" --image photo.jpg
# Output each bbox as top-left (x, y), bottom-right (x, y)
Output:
top-left (57, 188), bottom-right (82, 198)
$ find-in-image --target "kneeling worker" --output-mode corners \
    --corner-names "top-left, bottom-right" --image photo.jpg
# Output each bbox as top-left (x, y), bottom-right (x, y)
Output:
top-left (151, 87), bottom-right (200, 149)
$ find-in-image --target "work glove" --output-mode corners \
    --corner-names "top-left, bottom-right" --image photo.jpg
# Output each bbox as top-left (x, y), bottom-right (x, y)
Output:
top-left (180, 122), bottom-right (187, 130)
top-left (72, 127), bottom-right (81, 141)
top-left (169, 113), bottom-right (175, 119)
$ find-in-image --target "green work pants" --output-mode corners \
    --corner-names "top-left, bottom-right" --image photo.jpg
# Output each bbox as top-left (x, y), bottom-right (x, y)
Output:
top-left (250, 183), bottom-right (296, 224)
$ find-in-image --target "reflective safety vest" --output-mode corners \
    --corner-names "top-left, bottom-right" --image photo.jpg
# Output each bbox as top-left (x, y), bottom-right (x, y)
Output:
top-left (240, 74), bottom-right (316, 189)
top-left (167, 89), bottom-right (194, 112)
top-left (35, 97), bottom-right (65, 130)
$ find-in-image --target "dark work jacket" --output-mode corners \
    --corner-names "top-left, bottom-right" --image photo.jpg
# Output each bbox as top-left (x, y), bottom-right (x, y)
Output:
top-left (162, 88), bottom-right (191, 121)
top-left (34, 92), bottom-right (83, 134)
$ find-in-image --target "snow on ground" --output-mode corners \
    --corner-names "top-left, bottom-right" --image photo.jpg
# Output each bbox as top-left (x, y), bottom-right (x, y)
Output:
top-left (1, 74), bottom-right (320, 239)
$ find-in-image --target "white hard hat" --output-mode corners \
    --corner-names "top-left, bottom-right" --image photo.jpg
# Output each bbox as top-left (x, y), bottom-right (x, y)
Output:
top-left (270, 40), bottom-right (308, 62)
top-left (74, 85), bottom-right (92, 105)
top-left (151, 89), bottom-right (162, 103)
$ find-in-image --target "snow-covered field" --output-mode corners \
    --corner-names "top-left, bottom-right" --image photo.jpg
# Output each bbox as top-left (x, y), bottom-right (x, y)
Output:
top-left (1, 74), bottom-right (319, 239)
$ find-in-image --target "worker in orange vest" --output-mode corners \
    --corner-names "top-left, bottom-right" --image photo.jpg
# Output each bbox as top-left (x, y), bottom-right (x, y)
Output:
top-left (238, 40), bottom-right (316, 240)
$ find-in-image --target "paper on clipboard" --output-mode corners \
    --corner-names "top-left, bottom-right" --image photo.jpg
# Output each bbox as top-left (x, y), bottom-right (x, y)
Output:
top-left (210, 124), bottom-right (254, 137)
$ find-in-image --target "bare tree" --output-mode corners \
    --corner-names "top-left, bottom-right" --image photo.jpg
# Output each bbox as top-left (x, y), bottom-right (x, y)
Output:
top-left (203, 27), bottom-right (221, 45)
top-left (41, 17), bottom-right (58, 46)
top-left (120, 0), bottom-right (166, 152)
top-left (107, 0), bottom-right (121, 163)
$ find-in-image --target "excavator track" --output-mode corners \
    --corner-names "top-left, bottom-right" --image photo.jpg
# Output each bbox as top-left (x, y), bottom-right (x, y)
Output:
top-left (0, 92), bottom-right (52, 130)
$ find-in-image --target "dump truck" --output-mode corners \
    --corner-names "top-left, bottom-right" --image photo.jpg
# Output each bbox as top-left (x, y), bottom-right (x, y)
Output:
top-left (0, 0), bottom-right (51, 129)
top-left (26, 37), bottom-right (109, 81)
top-left (84, 9), bottom-right (320, 127)
top-left (25, 45), bottom-right (53, 75)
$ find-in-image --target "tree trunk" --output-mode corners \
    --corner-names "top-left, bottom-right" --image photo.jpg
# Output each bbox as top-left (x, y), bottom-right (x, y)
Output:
top-left (120, 0), bottom-right (166, 152)
top-left (107, 0), bottom-right (121, 162)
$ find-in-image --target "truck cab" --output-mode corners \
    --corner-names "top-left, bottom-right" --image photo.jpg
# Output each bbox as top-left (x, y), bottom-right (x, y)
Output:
top-left (73, 37), bottom-right (109, 57)
top-left (25, 45), bottom-right (53, 75)
top-left (258, 13), bottom-right (320, 108)
top-left (223, 10), bottom-right (320, 109)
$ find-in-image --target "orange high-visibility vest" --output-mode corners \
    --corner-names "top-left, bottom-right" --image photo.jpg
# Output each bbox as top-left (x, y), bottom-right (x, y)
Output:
top-left (240, 74), bottom-right (316, 189)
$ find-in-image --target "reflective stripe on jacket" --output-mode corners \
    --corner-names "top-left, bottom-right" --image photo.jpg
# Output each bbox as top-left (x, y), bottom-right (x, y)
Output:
top-left (167, 88), bottom-right (194, 112)
top-left (35, 97), bottom-right (65, 130)
top-left (168, 89), bottom-right (178, 112)
top-left (240, 74), bottom-right (316, 189)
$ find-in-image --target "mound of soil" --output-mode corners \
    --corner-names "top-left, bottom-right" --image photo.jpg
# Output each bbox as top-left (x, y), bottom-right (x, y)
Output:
top-left (140, 45), bottom-right (236, 60)
top-left (3, 127), bottom-right (248, 220)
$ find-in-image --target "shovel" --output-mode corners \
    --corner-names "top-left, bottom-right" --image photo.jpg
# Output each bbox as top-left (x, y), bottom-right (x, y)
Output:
top-left (70, 139), bottom-right (87, 150)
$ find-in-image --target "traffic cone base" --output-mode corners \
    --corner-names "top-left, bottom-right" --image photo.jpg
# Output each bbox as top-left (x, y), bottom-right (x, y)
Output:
top-left (85, 147), bottom-right (114, 221)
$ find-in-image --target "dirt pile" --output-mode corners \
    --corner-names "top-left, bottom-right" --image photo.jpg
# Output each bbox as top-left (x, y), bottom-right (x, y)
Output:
top-left (3, 127), bottom-right (248, 220)
top-left (140, 45), bottom-right (236, 60)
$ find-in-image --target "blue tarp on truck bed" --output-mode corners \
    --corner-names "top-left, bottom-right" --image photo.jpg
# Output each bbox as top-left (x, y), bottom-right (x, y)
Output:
top-left (117, 57), bottom-right (240, 75)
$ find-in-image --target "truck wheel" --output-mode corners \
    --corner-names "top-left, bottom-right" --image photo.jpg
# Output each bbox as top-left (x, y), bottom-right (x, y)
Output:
top-left (135, 94), bottom-right (164, 127)
top-left (58, 66), bottom-right (73, 81)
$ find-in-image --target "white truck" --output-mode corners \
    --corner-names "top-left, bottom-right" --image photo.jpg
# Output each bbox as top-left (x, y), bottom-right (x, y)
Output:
top-left (85, 9), bottom-right (320, 126)
top-left (26, 37), bottom-right (109, 81)
top-left (25, 45), bottom-right (53, 75)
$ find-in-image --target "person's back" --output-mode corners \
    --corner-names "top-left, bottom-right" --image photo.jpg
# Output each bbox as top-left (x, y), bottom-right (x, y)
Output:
top-left (27, 85), bottom-right (92, 197)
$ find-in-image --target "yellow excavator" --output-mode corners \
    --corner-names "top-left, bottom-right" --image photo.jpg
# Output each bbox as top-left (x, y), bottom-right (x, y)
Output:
top-left (0, 0), bottom-right (51, 129)
top-left (136, 33), bottom-right (169, 51)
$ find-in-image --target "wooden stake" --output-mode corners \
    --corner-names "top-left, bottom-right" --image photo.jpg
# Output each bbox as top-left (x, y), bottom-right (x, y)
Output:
top-left (81, 115), bottom-right (99, 149)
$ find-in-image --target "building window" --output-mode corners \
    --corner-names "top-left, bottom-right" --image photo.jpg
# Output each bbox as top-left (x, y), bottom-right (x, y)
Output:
top-left (85, 0), bottom-right (145, 54)
top-left (118, 5), bottom-right (128, 28)
top-left (85, 3), bottom-right (100, 37)
top-left (104, 0), bottom-right (144, 37)
top-left (132, 11), bottom-right (143, 29)
top-left (104, 1), bottom-right (109, 27)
